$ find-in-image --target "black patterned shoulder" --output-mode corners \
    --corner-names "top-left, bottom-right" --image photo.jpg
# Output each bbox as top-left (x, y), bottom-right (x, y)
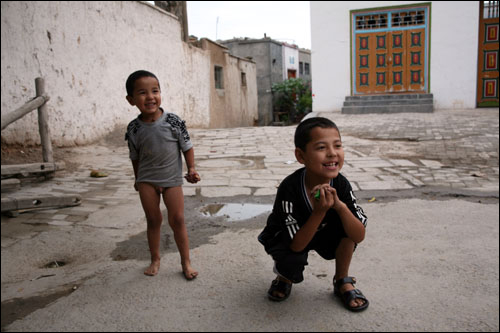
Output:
top-left (165, 113), bottom-right (190, 142)
top-left (125, 119), bottom-right (141, 141)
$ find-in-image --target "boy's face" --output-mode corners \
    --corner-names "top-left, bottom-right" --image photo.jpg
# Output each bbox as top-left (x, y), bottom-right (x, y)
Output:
top-left (126, 76), bottom-right (161, 116)
top-left (295, 127), bottom-right (344, 180)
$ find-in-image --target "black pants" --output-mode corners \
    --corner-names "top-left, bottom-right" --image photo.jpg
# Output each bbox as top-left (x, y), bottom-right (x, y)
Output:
top-left (267, 222), bottom-right (347, 283)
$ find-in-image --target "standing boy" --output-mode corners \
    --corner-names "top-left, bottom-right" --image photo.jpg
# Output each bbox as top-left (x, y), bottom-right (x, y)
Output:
top-left (125, 70), bottom-right (199, 279)
top-left (258, 117), bottom-right (369, 311)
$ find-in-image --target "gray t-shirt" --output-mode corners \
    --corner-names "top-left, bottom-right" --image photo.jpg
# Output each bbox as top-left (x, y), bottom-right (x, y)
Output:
top-left (125, 109), bottom-right (193, 187)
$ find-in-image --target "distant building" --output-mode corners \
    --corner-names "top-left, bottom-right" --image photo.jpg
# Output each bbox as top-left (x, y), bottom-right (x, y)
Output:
top-left (299, 48), bottom-right (312, 82)
top-left (221, 37), bottom-right (312, 125)
top-left (189, 38), bottom-right (259, 128)
top-left (282, 42), bottom-right (299, 79)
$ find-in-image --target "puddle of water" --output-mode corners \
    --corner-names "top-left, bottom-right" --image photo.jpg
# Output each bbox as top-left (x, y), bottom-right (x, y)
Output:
top-left (200, 203), bottom-right (272, 221)
top-left (1, 280), bottom-right (84, 331)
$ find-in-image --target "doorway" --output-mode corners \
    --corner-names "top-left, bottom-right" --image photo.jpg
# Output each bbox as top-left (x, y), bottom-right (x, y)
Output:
top-left (351, 4), bottom-right (430, 95)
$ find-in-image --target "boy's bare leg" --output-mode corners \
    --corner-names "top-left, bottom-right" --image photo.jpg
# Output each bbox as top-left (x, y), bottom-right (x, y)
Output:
top-left (334, 238), bottom-right (365, 307)
top-left (163, 186), bottom-right (198, 280)
top-left (138, 183), bottom-right (163, 276)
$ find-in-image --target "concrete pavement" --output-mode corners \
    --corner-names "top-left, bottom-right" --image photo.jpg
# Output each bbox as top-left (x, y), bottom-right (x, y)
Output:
top-left (1, 108), bottom-right (499, 331)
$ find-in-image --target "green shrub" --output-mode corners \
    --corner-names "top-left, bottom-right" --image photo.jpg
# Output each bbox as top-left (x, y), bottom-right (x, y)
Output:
top-left (272, 78), bottom-right (312, 124)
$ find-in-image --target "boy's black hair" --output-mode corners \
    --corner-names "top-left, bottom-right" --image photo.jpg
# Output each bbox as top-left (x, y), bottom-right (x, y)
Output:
top-left (294, 117), bottom-right (340, 151)
top-left (126, 70), bottom-right (160, 96)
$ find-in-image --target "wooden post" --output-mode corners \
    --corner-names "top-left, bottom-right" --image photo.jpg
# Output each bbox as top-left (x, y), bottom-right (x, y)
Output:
top-left (181, 1), bottom-right (189, 42)
top-left (35, 78), bottom-right (53, 163)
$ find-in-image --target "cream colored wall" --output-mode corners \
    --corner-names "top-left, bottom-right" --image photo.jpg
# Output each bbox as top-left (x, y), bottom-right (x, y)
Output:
top-left (201, 39), bottom-right (258, 129)
top-left (224, 55), bottom-right (258, 128)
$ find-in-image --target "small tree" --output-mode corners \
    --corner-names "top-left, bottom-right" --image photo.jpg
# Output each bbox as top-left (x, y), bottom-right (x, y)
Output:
top-left (272, 78), bottom-right (312, 124)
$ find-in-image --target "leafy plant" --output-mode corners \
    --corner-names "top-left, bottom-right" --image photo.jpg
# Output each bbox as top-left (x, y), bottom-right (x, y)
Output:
top-left (272, 78), bottom-right (312, 124)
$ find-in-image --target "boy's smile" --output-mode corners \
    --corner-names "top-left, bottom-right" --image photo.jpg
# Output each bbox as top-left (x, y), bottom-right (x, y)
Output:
top-left (295, 127), bottom-right (344, 184)
top-left (126, 76), bottom-right (162, 122)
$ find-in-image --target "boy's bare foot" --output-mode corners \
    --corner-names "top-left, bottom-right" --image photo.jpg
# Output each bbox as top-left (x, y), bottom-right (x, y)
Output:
top-left (144, 260), bottom-right (161, 276)
top-left (182, 262), bottom-right (198, 280)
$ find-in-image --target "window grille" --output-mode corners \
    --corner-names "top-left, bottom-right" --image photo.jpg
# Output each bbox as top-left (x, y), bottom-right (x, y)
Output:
top-left (354, 9), bottom-right (426, 31)
top-left (483, 1), bottom-right (499, 18)
top-left (392, 10), bottom-right (425, 27)
top-left (356, 14), bottom-right (388, 30)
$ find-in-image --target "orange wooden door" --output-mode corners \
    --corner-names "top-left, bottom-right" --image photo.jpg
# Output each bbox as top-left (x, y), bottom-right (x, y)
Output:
top-left (388, 31), bottom-right (406, 93)
top-left (356, 32), bottom-right (389, 94)
top-left (477, 1), bottom-right (499, 107)
top-left (355, 29), bottom-right (426, 94)
top-left (405, 28), bottom-right (426, 92)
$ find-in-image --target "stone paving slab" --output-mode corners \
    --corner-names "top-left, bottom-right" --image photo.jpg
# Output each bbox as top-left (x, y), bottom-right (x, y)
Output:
top-left (1, 109), bottom-right (498, 224)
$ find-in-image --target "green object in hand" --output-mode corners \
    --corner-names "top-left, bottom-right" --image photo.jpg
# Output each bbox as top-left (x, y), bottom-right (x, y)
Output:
top-left (314, 189), bottom-right (321, 200)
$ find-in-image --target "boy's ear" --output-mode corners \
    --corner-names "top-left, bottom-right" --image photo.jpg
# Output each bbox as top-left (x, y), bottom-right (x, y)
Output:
top-left (295, 147), bottom-right (306, 165)
top-left (126, 95), bottom-right (135, 106)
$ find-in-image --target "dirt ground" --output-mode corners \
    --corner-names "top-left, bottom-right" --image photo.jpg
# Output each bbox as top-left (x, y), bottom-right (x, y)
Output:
top-left (1, 127), bottom-right (126, 173)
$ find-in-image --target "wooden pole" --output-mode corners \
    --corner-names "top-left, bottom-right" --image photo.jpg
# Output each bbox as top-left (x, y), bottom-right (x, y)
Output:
top-left (1, 95), bottom-right (48, 130)
top-left (181, 1), bottom-right (189, 42)
top-left (35, 77), bottom-right (53, 163)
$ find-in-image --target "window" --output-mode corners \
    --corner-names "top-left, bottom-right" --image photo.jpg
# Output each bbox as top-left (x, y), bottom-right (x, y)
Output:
top-left (299, 62), bottom-right (304, 75)
top-left (354, 9), bottom-right (426, 32)
top-left (483, 1), bottom-right (499, 18)
top-left (391, 10), bottom-right (425, 27)
top-left (241, 72), bottom-right (247, 87)
top-left (214, 66), bottom-right (223, 89)
top-left (304, 63), bottom-right (310, 75)
top-left (356, 13), bottom-right (388, 30)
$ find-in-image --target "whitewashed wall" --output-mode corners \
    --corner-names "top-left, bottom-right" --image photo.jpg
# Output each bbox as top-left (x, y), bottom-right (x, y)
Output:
top-left (1, 1), bottom-right (211, 146)
top-left (430, 1), bottom-right (479, 109)
top-left (311, 1), bottom-right (480, 112)
top-left (282, 44), bottom-right (300, 79)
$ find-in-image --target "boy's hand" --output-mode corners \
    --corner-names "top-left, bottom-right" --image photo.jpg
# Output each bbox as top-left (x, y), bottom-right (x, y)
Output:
top-left (311, 184), bottom-right (333, 213)
top-left (184, 169), bottom-right (201, 184)
top-left (311, 184), bottom-right (342, 212)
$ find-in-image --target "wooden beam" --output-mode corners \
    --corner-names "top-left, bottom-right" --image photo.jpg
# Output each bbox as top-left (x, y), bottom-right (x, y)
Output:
top-left (1, 95), bottom-right (49, 131)
top-left (1, 179), bottom-right (21, 192)
top-left (1, 162), bottom-right (65, 177)
top-left (1, 194), bottom-right (82, 213)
